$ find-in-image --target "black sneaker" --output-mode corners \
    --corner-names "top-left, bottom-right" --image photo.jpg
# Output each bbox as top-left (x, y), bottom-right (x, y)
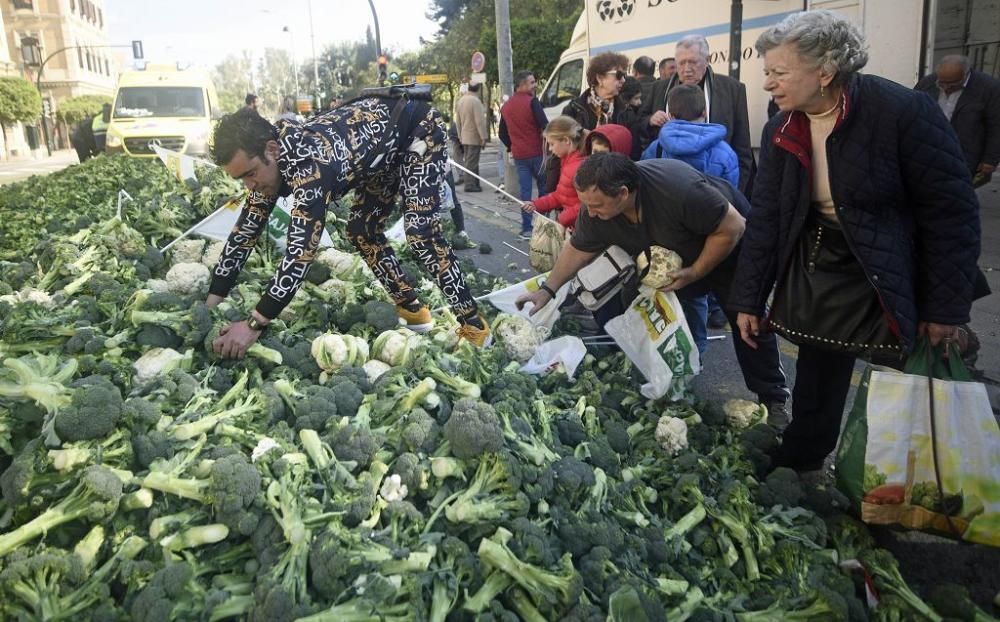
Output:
top-left (707, 308), bottom-right (728, 329)
top-left (763, 400), bottom-right (790, 432)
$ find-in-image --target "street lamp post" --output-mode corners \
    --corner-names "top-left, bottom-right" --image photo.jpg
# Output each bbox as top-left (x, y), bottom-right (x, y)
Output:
top-left (283, 25), bottom-right (300, 99)
top-left (34, 43), bottom-right (134, 156)
top-left (307, 0), bottom-right (320, 109)
top-left (366, 0), bottom-right (382, 69)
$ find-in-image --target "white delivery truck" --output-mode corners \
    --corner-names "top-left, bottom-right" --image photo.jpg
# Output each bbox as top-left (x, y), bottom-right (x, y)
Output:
top-left (540, 0), bottom-right (1000, 146)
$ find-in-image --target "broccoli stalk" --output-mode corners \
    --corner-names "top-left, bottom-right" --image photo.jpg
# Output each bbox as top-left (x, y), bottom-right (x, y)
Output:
top-left (299, 429), bottom-right (358, 491)
top-left (262, 453), bottom-right (314, 603)
top-left (927, 583), bottom-right (996, 621)
top-left (422, 360), bottom-right (481, 399)
top-left (477, 527), bottom-right (583, 610)
top-left (47, 429), bottom-right (131, 473)
top-left (170, 381), bottom-right (264, 440)
top-left (736, 588), bottom-right (848, 621)
top-left (0, 466), bottom-right (124, 557)
top-left (0, 354), bottom-right (78, 411)
top-left (444, 452), bottom-right (527, 524)
top-left (859, 549), bottom-right (943, 622)
top-left (463, 571), bottom-right (515, 613)
top-left (160, 524), bottom-right (230, 553)
top-left (709, 483), bottom-right (761, 580)
top-left (509, 587), bottom-right (549, 622)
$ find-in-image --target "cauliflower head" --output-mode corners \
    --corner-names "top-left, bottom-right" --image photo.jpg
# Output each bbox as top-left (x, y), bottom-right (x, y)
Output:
top-left (655, 415), bottom-right (689, 455)
top-left (637, 246), bottom-right (683, 289)
top-left (201, 241), bottom-right (226, 268)
top-left (316, 248), bottom-right (362, 279)
top-left (363, 359), bottom-right (392, 384)
top-left (372, 329), bottom-right (422, 367)
top-left (311, 333), bottom-right (369, 373)
top-left (170, 239), bottom-right (207, 266)
top-left (132, 347), bottom-right (192, 386)
top-left (493, 313), bottom-right (548, 362)
top-left (165, 262), bottom-right (211, 297)
top-left (723, 399), bottom-right (767, 429)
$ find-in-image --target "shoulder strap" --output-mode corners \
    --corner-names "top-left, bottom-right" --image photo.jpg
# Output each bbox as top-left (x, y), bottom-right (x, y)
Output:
top-left (355, 97), bottom-right (412, 174)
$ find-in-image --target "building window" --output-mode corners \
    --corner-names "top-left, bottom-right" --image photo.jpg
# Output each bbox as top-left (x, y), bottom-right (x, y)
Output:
top-left (77, 46), bottom-right (84, 68)
top-left (104, 58), bottom-right (110, 75)
top-left (70, 0), bottom-right (75, 11)
top-left (86, 51), bottom-right (92, 71)
top-left (98, 8), bottom-right (103, 28)
top-left (13, 0), bottom-right (34, 10)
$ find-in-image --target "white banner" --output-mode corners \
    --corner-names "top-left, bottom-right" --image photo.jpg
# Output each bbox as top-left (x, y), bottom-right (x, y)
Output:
top-left (152, 144), bottom-right (206, 182)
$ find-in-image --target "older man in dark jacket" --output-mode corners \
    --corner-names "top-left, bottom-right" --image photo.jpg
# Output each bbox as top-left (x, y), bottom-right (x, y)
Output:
top-left (915, 55), bottom-right (1000, 186)
top-left (643, 35), bottom-right (752, 193)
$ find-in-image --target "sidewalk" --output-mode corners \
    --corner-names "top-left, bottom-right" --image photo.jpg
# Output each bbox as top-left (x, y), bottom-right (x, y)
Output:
top-left (0, 149), bottom-right (79, 186)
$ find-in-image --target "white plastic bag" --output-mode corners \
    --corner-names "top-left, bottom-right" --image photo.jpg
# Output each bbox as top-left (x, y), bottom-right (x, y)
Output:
top-left (519, 336), bottom-right (588, 379)
top-left (604, 287), bottom-right (700, 400)
top-left (482, 273), bottom-right (570, 331)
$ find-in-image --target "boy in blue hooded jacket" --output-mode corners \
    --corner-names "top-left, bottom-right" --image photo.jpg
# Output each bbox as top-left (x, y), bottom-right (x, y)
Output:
top-left (641, 84), bottom-right (739, 188)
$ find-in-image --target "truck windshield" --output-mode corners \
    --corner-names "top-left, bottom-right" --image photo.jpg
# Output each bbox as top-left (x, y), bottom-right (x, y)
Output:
top-left (114, 86), bottom-right (206, 118)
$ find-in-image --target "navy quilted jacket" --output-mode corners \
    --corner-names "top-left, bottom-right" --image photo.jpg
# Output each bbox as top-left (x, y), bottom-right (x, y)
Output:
top-left (730, 74), bottom-right (981, 349)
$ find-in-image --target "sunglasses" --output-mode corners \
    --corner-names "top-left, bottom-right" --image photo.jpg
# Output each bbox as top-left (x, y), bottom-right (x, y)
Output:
top-left (603, 70), bottom-right (626, 80)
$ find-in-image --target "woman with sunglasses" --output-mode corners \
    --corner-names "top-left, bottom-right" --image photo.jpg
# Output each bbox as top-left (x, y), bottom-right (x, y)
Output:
top-left (548, 53), bottom-right (639, 195)
top-left (562, 52), bottom-right (636, 132)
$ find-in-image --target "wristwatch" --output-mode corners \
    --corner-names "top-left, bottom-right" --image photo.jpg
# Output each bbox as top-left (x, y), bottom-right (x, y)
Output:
top-left (539, 283), bottom-right (557, 298)
top-left (246, 315), bottom-right (268, 332)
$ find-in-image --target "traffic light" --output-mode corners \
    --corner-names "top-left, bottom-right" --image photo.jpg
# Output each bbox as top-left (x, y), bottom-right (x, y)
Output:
top-left (377, 53), bottom-right (388, 85)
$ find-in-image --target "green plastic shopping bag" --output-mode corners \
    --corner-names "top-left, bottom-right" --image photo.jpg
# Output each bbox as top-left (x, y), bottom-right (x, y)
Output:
top-left (835, 339), bottom-right (1000, 546)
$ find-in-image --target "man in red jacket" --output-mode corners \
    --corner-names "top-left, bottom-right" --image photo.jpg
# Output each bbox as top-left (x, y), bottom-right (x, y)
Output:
top-left (500, 70), bottom-right (549, 239)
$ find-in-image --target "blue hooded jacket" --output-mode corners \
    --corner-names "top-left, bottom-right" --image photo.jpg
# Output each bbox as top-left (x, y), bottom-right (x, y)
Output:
top-left (641, 120), bottom-right (740, 188)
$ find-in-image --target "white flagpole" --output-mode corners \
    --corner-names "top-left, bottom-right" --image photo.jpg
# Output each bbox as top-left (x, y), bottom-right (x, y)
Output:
top-left (159, 205), bottom-right (228, 254)
top-left (448, 158), bottom-right (560, 227)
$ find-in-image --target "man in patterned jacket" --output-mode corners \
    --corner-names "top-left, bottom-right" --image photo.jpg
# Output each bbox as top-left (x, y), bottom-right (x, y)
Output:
top-left (205, 98), bottom-right (491, 359)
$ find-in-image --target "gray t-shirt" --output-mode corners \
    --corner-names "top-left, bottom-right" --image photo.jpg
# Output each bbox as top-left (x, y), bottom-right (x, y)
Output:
top-left (570, 159), bottom-right (745, 295)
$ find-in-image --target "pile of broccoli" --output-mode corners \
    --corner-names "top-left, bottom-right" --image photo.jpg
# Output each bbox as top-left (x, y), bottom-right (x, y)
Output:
top-left (0, 172), bottom-right (979, 622)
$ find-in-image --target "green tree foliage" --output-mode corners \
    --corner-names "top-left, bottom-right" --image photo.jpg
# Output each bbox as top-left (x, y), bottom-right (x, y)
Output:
top-left (0, 76), bottom-right (42, 133)
top-left (479, 15), bottom-right (580, 85)
top-left (211, 52), bottom-right (255, 114)
top-left (254, 48), bottom-right (302, 115)
top-left (56, 95), bottom-right (112, 125)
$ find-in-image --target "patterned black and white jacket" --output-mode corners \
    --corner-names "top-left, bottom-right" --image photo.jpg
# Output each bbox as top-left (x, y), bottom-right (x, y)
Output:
top-left (209, 97), bottom-right (426, 319)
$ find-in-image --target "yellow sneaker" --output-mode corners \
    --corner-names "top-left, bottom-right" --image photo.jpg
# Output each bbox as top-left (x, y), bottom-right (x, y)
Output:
top-left (396, 304), bottom-right (434, 333)
top-left (456, 316), bottom-right (492, 348)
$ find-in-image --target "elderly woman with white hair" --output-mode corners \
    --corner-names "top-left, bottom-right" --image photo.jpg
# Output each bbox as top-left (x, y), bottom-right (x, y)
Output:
top-left (730, 10), bottom-right (981, 473)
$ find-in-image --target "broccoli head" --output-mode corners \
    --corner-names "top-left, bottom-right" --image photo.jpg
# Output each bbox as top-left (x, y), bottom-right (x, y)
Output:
top-left (129, 561), bottom-right (195, 622)
top-left (53, 375), bottom-right (124, 442)
top-left (443, 398), bottom-right (504, 460)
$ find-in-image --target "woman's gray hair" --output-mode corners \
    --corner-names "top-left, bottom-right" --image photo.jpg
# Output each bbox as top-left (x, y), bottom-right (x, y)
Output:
top-left (755, 10), bottom-right (868, 85)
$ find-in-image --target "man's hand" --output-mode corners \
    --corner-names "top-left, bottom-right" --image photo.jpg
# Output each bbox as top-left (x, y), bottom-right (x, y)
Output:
top-left (977, 162), bottom-right (996, 176)
top-left (650, 111), bottom-right (669, 127)
top-left (515, 289), bottom-right (552, 317)
top-left (918, 321), bottom-right (960, 353)
top-left (659, 267), bottom-right (701, 293)
top-left (736, 312), bottom-right (762, 350)
top-left (521, 202), bottom-right (535, 213)
top-left (212, 321), bottom-right (262, 359)
top-left (206, 294), bottom-right (224, 309)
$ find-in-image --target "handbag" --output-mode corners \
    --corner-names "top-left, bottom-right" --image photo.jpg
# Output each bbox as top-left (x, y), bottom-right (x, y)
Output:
top-left (768, 212), bottom-right (900, 357)
top-left (528, 214), bottom-right (566, 273)
top-left (568, 245), bottom-right (636, 310)
top-left (835, 339), bottom-right (1000, 546)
